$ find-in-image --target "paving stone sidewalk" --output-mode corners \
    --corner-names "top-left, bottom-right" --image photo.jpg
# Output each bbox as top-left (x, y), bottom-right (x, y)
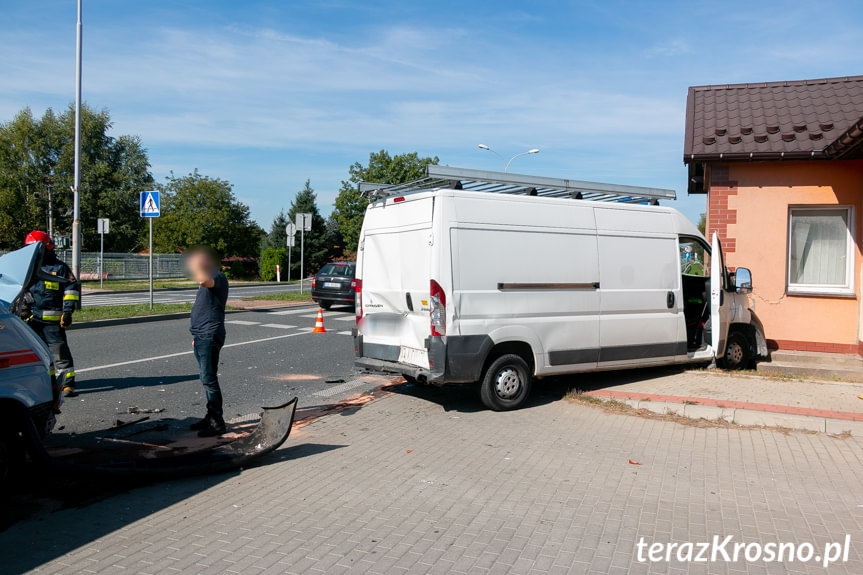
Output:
top-left (6, 384), bottom-right (863, 574)
top-left (576, 368), bottom-right (863, 433)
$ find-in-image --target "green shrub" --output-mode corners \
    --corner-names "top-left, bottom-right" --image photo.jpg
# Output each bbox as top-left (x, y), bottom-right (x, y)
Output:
top-left (261, 248), bottom-right (288, 281)
top-left (230, 260), bottom-right (245, 279)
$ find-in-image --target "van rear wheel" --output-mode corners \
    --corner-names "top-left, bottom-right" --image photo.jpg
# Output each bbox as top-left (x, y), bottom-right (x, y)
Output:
top-left (480, 354), bottom-right (532, 411)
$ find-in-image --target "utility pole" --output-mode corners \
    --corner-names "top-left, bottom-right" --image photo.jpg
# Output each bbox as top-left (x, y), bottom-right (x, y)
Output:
top-left (46, 179), bottom-right (54, 239)
top-left (71, 0), bottom-right (83, 281)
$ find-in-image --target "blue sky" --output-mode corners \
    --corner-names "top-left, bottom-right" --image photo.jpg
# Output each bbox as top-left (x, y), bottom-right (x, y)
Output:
top-left (3, 1), bottom-right (863, 229)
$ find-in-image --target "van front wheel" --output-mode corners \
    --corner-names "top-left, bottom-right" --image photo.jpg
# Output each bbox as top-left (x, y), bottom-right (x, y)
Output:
top-left (719, 331), bottom-right (751, 370)
top-left (480, 354), bottom-right (532, 411)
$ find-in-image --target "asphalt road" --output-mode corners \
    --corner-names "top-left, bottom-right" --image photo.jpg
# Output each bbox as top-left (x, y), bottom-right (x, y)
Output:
top-left (55, 305), bottom-right (376, 437)
top-left (81, 282), bottom-right (310, 307)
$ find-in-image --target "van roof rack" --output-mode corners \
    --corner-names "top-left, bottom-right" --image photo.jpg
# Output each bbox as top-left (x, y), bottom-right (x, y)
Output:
top-left (358, 165), bottom-right (677, 204)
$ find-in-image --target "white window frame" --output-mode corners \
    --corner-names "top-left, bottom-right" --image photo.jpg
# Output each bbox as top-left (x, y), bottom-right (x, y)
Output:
top-left (786, 205), bottom-right (855, 297)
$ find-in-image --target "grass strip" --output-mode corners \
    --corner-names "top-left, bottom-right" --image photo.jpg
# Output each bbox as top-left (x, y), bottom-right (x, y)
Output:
top-left (76, 303), bottom-right (194, 322)
top-left (243, 292), bottom-right (314, 303)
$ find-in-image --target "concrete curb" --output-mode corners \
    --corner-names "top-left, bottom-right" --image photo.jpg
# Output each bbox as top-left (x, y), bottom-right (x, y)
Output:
top-left (586, 390), bottom-right (863, 435)
top-left (80, 281), bottom-right (284, 295)
top-left (69, 303), bottom-right (318, 330)
top-left (81, 280), bottom-right (313, 296)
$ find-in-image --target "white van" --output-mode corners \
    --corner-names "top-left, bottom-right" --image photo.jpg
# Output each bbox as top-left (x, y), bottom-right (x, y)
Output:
top-left (353, 166), bottom-right (767, 410)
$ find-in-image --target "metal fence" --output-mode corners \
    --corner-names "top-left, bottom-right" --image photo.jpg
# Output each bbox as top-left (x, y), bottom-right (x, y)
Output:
top-left (59, 251), bottom-right (185, 281)
top-left (0, 249), bottom-right (186, 281)
top-left (81, 252), bottom-right (185, 281)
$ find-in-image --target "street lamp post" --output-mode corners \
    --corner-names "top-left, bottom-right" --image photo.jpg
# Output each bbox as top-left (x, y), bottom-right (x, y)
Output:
top-left (71, 0), bottom-right (83, 282)
top-left (477, 144), bottom-right (540, 172)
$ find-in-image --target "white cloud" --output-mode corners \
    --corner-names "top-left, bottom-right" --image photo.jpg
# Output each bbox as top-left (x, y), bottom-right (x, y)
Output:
top-left (644, 39), bottom-right (691, 58)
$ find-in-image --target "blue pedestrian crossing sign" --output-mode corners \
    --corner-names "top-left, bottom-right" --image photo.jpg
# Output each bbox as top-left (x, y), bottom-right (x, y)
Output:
top-left (140, 191), bottom-right (160, 217)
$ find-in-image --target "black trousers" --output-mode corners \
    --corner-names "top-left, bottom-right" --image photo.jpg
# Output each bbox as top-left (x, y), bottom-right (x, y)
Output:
top-left (30, 321), bottom-right (76, 388)
top-left (193, 330), bottom-right (226, 421)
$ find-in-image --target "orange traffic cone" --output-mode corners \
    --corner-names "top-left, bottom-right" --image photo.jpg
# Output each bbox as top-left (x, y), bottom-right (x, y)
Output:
top-left (312, 308), bottom-right (327, 333)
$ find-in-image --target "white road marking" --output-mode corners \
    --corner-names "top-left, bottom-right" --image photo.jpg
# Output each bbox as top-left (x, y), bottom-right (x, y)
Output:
top-left (259, 323), bottom-right (296, 329)
top-left (337, 331), bottom-right (352, 335)
top-left (333, 315), bottom-right (356, 321)
top-left (76, 331), bottom-right (309, 374)
top-left (225, 320), bottom-right (261, 326)
top-left (267, 308), bottom-right (317, 315)
top-left (313, 378), bottom-right (375, 398)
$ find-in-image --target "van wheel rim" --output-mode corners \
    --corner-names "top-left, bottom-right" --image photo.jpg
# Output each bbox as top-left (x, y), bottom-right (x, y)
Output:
top-left (494, 368), bottom-right (522, 399)
top-left (726, 343), bottom-right (744, 364)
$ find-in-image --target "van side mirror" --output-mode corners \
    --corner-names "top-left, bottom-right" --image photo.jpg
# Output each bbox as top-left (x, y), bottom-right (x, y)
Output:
top-left (734, 267), bottom-right (752, 294)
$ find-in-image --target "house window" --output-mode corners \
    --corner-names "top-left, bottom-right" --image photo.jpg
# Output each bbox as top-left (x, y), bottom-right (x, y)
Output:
top-left (787, 206), bottom-right (855, 296)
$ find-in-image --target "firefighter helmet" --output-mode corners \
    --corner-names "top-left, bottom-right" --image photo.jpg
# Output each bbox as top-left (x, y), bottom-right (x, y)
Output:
top-left (25, 230), bottom-right (54, 250)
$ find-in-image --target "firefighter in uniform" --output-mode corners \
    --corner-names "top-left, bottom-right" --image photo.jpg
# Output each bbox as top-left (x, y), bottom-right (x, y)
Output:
top-left (20, 231), bottom-right (80, 397)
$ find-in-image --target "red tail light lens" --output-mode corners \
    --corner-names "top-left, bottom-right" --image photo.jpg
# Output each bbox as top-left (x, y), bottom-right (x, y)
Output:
top-left (430, 279), bottom-right (446, 336)
top-left (355, 279), bottom-right (363, 324)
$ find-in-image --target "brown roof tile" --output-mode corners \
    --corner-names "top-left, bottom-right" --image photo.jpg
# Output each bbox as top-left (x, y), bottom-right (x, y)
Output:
top-left (684, 75), bottom-right (863, 162)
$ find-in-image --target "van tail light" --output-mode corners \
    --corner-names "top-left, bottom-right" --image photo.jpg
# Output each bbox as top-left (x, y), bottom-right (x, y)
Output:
top-left (430, 279), bottom-right (446, 336)
top-left (355, 279), bottom-right (363, 324)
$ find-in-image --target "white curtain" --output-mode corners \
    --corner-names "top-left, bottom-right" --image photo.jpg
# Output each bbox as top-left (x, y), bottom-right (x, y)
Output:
top-left (789, 209), bottom-right (849, 286)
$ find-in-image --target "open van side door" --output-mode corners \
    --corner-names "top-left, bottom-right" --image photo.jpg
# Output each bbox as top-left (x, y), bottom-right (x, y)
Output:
top-left (710, 232), bottom-right (731, 357)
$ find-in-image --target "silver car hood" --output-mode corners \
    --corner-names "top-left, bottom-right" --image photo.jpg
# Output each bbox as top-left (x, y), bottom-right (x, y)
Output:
top-left (0, 243), bottom-right (43, 306)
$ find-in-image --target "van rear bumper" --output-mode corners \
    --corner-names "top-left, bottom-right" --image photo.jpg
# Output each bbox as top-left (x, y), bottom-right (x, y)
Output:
top-left (354, 334), bottom-right (493, 384)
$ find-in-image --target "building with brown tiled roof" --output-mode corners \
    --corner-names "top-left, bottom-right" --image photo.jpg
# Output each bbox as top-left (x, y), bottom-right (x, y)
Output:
top-left (684, 75), bottom-right (863, 357)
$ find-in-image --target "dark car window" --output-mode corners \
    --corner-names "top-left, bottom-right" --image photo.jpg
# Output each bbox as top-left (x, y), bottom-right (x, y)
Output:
top-left (318, 263), bottom-right (355, 277)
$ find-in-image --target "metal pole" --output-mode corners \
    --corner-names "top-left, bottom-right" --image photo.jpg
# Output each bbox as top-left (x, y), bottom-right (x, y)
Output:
top-left (71, 0), bottom-right (83, 280)
top-left (287, 245), bottom-right (291, 283)
top-left (99, 230), bottom-right (104, 288)
top-left (300, 226), bottom-right (304, 294)
top-left (47, 184), bottom-right (54, 239)
top-left (149, 218), bottom-right (153, 310)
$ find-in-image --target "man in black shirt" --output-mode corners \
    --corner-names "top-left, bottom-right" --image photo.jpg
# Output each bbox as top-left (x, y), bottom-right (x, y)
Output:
top-left (186, 247), bottom-right (229, 437)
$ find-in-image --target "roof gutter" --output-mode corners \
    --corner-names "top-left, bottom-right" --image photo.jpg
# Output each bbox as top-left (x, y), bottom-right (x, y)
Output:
top-left (824, 116), bottom-right (863, 159)
top-left (683, 150), bottom-right (827, 164)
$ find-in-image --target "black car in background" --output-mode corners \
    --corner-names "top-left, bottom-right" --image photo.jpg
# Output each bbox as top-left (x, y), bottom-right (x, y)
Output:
top-left (311, 261), bottom-right (357, 310)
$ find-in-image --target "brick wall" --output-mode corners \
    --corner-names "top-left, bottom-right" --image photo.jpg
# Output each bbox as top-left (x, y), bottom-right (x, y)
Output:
top-left (706, 166), bottom-right (737, 254)
top-left (767, 338), bottom-right (862, 356)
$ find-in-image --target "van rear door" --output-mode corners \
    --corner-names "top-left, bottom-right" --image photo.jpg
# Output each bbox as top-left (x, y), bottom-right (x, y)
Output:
top-left (357, 195), bottom-right (434, 368)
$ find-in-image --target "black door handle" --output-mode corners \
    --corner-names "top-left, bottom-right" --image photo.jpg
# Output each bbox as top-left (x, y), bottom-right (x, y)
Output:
top-left (667, 291), bottom-right (675, 309)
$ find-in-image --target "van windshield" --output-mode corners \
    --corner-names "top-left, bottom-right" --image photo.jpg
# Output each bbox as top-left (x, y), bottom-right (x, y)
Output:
top-left (319, 263), bottom-right (354, 277)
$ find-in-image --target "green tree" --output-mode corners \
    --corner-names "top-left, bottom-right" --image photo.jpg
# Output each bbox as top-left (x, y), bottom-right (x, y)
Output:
top-left (332, 150), bottom-right (439, 253)
top-left (697, 213), bottom-right (706, 235)
top-left (154, 170), bottom-right (264, 256)
top-left (287, 179), bottom-right (328, 275)
top-left (267, 210), bottom-right (290, 249)
top-left (0, 104), bottom-right (153, 252)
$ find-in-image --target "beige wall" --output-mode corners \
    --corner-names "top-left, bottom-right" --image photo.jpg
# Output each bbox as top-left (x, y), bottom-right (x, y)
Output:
top-left (716, 160), bottom-right (863, 349)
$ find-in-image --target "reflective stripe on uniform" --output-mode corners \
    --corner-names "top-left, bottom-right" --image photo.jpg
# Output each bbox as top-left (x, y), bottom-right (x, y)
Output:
top-left (64, 291), bottom-right (80, 301)
top-left (38, 311), bottom-right (62, 320)
top-left (44, 281), bottom-right (60, 290)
